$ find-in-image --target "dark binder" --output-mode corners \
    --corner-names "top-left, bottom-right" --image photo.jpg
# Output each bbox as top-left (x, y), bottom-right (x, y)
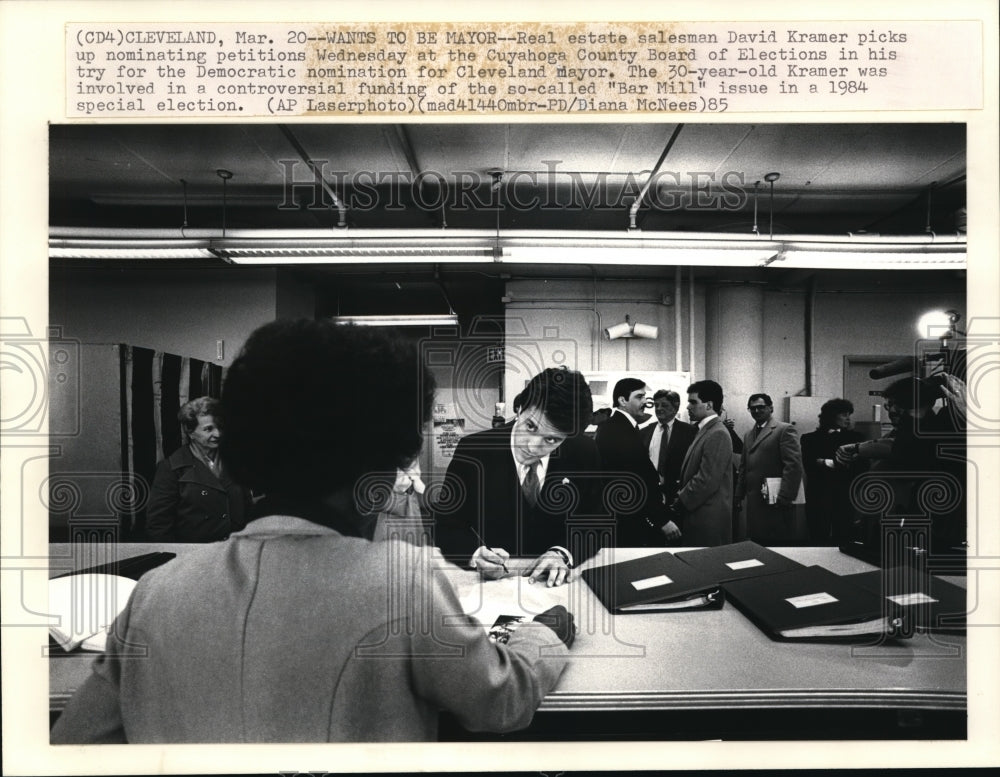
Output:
top-left (842, 568), bottom-right (966, 633)
top-left (673, 540), bottom-right (804, 584)
top-left (50, 551), bottom-right (177, 581)
top-left (582, 551), bottom-right (724, 613)
top-left (723, 565), bottom-right (902, 640)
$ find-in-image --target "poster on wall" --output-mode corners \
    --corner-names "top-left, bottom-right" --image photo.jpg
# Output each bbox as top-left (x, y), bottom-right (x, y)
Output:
top-left (431, 402), bottom-right (465, 465)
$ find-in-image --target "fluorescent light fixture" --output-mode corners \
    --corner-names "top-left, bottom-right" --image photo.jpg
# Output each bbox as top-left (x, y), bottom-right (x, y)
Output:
top-left (49, 240), bottom-right (215, 260)
top-left (502, 246), bottom-right (777, 266)
top-left (224, 252), bottom-right (491, 265)
top-left (48, 229), bottom-right (966, 269)
top-left (333, 314), bottom-right (459, 327)
top-left (768, 250), bottom-right (966, 270)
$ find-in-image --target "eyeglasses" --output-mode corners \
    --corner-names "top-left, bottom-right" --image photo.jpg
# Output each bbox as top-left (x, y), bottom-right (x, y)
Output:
top-left (747, 405), bottom-right (770, 412)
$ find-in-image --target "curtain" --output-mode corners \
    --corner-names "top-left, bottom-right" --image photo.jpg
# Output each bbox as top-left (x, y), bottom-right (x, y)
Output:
top-left (119, 345), bottom-right (224, 537)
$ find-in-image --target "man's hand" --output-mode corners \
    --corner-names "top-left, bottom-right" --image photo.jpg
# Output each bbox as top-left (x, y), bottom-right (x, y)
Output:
top-left (938, 373), bottom-right (967, 425)
top-left (471, 545), bottom-right (510, 580)
top-left (660, 520), bottom-right (682, 541)
top-left (533, 605), bottom-right (576, 649)
top-left (834, 442), bottom-right (859, 467)
top-left (526, 550), bottom-right (571, 587)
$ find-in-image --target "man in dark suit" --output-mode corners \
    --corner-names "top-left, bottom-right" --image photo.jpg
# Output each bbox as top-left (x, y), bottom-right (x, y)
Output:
top-left (665, 380), bottom-right (734, 547)
top-left (593, 377), bottom-right (669, 547)
top-left (433, 367), bottom-right (603, 587)
top-left (736, 393), bottom-right (804, 546)
top-left (640, 390), bottom-right (697, 525)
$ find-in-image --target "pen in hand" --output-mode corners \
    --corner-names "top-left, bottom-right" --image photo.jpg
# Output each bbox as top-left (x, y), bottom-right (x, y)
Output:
top-left (468, 526), bottom-right (509, 575)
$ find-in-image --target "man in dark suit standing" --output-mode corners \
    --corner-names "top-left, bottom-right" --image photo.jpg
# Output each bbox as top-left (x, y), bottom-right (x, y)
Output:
top-left (737, 393), bottom-right (804, 546)
top-left (640, 390), bottom-right (697, 537)
top-left (433, 367), bottom-right (603, 586)
top-left (594, 377), bottom-right (669, 547)
top-left (665, 380), bottom-right (734, 547)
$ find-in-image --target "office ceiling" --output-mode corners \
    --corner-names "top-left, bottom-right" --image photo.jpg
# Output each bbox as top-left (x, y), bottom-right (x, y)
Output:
top-left (51, 122), bottom-right (966, 234)
top-left (49, 122), bottom-right (967, 316)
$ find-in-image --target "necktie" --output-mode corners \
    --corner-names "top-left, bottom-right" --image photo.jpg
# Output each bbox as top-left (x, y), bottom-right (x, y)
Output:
top-left (522, 461), bottom-right (541, 507)
top-left (657, 424), bottom-right (670, 475)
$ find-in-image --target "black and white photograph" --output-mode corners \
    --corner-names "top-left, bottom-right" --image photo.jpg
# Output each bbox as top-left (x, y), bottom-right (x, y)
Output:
top-left (1, 2), bottom-right (998, 774)
top-left (43, 121), bottom-right (972, 745)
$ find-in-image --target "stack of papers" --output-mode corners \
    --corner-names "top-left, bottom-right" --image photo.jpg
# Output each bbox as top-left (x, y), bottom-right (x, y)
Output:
top-left (457, 575), bottom-right (569, 631)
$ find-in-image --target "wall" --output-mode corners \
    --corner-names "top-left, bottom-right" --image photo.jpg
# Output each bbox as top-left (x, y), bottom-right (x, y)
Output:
top-left (275, 271), bottom-right (318, 321)
top-left (812, 288), bottom-right (966, 398)
top-left (502, 277), bottom-right (706, 412)
top-left (49, 267), bottom-right (303, 365)
top-left (725, 284), bottom-right (965, 440)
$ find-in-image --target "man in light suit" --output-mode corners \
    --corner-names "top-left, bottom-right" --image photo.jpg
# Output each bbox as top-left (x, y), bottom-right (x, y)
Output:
top-left (665, 380), bottom-right (734, 547)
top-left (736, 393), bottom-right (804, 546)
top-left (594, 377), bottom-right (670, 547)
top-left (640, 389), bottom-right (697, 515)
top-left (433, 367), bottom-right (604, 586)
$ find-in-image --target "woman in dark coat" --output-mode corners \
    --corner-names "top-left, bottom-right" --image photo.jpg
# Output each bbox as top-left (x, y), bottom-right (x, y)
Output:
top-left (800, 398), bottom-right (865, 545)
top-left (145, 396), bottom-right (251, 542)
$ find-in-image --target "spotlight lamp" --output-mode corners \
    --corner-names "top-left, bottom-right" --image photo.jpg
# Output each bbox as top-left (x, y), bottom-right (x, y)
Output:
top-left (917, 309), bottom-right (964, 342)
top-left (603, 314), bottom-right (659, 340)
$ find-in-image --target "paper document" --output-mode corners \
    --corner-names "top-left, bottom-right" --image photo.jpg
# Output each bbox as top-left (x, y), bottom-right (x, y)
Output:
top-left (457, 575), bottom-right (569, 630)
top-left (48, 574), bottom-right (137, 652)
top-left (763, 477), bottom-right (806, 504)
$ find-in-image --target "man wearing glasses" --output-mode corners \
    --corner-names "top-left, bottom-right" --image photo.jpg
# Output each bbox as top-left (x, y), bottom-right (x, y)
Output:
top-left (736, 393), bottom-right (804, 546)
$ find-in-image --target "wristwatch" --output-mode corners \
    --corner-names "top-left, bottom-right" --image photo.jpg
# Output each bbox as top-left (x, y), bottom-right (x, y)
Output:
top-left (549, 547), bottom-right (572, 567)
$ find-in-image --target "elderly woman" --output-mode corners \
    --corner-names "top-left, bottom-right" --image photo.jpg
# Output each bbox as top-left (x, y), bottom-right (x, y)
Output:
top-left (145, 396), bottom-right (251, 542)
top-left (52, 320), bottom-right (572, 743)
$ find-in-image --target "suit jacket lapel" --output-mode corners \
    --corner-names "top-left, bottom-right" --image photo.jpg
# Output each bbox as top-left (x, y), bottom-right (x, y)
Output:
top-left (680, 419), bottom-right (710, 474)
top-left (749, 420), bottom-right (776, 453)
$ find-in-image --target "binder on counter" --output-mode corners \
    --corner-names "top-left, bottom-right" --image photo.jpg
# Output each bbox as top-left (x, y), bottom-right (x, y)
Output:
top-left (842, 568), bottom-right (967, 633)
top-left (581, 551), bottom-right (724, 613)
top-left (49, 552), bottom-right (177, 653)
top-left (723, 565), bottom-right (902, 640)
top-left (50, 551), bottom-right (177, 581)
top-left (673, 541), bottom-right (804, 584)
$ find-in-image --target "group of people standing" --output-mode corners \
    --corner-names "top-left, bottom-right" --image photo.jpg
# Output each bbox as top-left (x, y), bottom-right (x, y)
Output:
top-left (53, 319), bottom-right (967, 744)
top-left (591, 379), bottom-right (809, 552)
top-left (432, 368), bottom-right (966, 583)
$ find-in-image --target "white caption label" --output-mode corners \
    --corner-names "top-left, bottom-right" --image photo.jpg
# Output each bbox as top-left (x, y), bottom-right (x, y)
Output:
top-left (888, 592), bottom-right (938, 606)
top-left (632, 574), bottom-right (673, 591)
top-left (726, 558), bottom-right (765, 570)
top-left (787, 591), bottom-right (838, 608)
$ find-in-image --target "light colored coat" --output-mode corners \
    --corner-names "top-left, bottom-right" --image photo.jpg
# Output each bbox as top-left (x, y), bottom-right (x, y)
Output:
top-left (676, 417), bottom-right (734, 547)
top-left (737, 418), bottom-right (804, 545)
top-left (50, 515), bottom-right (568, 743)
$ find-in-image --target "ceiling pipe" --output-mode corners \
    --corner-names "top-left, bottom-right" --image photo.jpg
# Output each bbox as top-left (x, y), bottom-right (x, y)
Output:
top-left (674, 265), bottom-right (682, 372)
top-left (688, 267), bottom-right (695, 377)
top-left (277, 124), bottom-right (348, 228)
top-left (390, 125), bottom-right (446, 229)
top-left (628, 124), bottom-right (684, 231)
top-left (49, 226), bottom-right (967, 245)
top-left (805, 276), bottom-right (816, 396)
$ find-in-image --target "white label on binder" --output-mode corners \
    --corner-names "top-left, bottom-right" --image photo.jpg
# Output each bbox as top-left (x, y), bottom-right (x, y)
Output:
top-left (726, 559), bottom-right (765, 570)
top-left (888, 592), bottom-right (938, 606)
top-left (632, 574), bottom-right (672, 591)
top-left (787, 591), bottom-right (838, 608)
